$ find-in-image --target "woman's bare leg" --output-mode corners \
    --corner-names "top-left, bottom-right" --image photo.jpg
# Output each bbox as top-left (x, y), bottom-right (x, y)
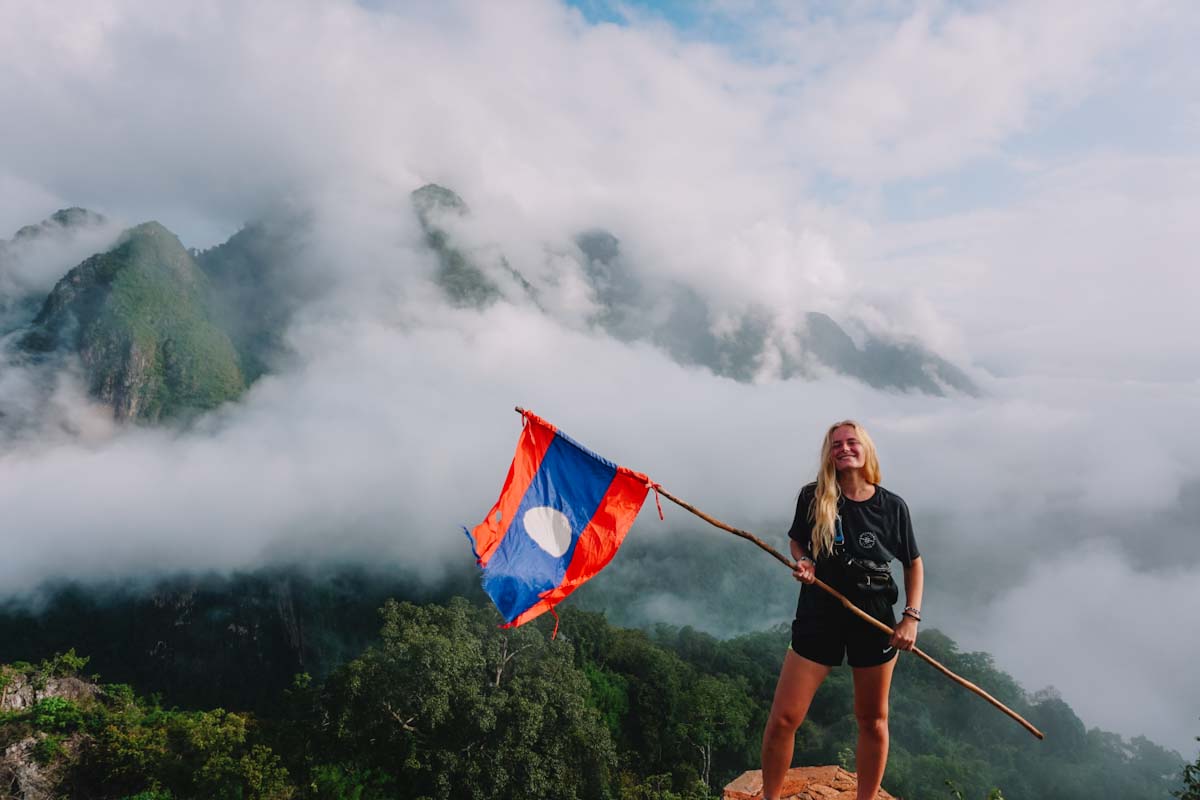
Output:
top-left (850, 657), bottom-right (897, 800)
top-left (761, 649), bottom-right (831, 800)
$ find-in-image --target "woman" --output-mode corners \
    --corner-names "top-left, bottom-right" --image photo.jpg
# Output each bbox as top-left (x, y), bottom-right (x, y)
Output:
top-left (760, 421), bottom-right (924, 800)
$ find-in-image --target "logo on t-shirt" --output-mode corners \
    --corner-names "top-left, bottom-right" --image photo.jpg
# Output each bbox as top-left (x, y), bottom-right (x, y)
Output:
top-left (858, 531), bottom-right (878, 550)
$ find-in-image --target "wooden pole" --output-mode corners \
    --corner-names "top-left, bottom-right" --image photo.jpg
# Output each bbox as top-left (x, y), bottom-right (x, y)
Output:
top-left (652, 485), bottom-right (1044, 741)
top-left (509, 407), bottom-right (1043, 739)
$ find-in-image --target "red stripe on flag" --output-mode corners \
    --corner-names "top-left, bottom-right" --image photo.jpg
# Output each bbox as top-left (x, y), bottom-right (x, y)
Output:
top-left (503, 464), bottom-right (649, 628)
top-left (471, 411), bottom-right (557, 567)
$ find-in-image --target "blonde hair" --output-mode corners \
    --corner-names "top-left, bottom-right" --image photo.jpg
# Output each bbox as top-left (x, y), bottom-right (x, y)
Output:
top-left (809, 420), bottom-right (882, 558)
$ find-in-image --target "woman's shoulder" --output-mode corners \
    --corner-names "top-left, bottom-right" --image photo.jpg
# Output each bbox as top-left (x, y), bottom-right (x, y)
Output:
top-left (873, 485), bottom-right (910, 510)
top-left (799, 481), bottom-right (818, 498)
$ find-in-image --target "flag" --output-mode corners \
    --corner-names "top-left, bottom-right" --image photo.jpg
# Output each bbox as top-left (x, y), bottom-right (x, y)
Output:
top-left (467, 409), bottom-right (656, 628)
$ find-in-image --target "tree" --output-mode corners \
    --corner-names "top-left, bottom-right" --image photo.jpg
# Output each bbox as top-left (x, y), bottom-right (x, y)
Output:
top-left (317, 598), bottom-right (616, 799)
top-left (677, 675), bottom-right (753, 787)
top-left (1176, 726), bottom-right (1200, 800)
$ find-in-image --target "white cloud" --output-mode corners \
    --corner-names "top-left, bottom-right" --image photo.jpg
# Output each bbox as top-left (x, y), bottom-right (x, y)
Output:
top-left (754, 0), bottom-right (1168, 181)
top-left (869, 153), bottom-right (1200, 379)
top-left (959, 543), bottom-right (1200, 755)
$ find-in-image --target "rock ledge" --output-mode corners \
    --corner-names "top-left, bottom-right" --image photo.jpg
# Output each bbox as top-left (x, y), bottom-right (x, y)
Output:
top-left (723, 766), bottom-right (896, 800)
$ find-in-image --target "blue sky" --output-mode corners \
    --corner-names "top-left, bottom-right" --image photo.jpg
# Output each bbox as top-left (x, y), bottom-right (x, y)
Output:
top-left (566, 0), bottom-right (714, 29)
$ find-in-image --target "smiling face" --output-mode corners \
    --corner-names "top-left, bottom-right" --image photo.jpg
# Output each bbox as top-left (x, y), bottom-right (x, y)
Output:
top-left (828, 424), bottom-right (866, 473)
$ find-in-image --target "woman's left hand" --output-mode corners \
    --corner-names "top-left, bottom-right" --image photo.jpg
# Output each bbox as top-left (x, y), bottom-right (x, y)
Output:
top-left (890, 616), bottom-right (918, 651)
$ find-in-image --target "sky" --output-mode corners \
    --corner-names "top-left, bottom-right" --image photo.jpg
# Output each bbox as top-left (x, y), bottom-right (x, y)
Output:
top-left (1, 0), bottom-right (1199, 756)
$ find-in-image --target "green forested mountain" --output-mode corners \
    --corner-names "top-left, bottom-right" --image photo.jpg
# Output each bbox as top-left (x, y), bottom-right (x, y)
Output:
top-left (2, 211), bottom-right (306, 424)
top-left (2, 193), bottom-right (976, 429)
top-left (0, 574), bottom-right (1187, 799)
top-left (412, 184), bottom-right (978, 396)
top-left (17, 222), bottom-right (245, 422)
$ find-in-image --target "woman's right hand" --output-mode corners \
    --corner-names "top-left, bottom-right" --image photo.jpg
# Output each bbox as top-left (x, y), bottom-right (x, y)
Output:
top-left (792, 557), bottom-right (816, 584)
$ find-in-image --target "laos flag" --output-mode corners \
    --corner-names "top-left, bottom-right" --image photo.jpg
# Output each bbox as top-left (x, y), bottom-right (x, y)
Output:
top-left (467, 409), bottom-right (655, 628)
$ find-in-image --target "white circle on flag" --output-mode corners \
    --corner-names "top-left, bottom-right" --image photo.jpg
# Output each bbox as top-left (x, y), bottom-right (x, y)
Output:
top-left (523, 506), bottom-right (572, 557)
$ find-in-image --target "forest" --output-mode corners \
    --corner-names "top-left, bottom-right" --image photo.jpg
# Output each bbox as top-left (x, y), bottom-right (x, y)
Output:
top-left (1, 592), bottom-right (1192, 799)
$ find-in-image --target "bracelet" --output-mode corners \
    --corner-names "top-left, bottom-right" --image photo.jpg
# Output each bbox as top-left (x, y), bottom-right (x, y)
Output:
top-left (902, 606), bottom-right (921, 622)
top-left (798, 555), bottom-right (814, 565)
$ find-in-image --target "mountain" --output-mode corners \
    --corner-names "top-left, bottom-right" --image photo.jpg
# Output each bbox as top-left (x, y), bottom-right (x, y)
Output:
top-left (194, 214), bottom-right (318, 384)
top-left (17, 222), bottom-right (245, 422)
top-left (0, 565), bottom-right (482, 715)
top-left (412, 183), bottom-right (533, 307)
top-left (0, 208), bottom-right (116, 336)
top-left (5, 208), bottom-right (107, 244)
top-left (2, 186), bottom-right (976, 429)
top-left (413, 185), bottom-right (979, 395)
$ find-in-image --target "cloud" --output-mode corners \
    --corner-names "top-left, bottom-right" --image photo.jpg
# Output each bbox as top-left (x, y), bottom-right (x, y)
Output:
top-left (739, 0), bottom-right (1168, 181)
top-left (958, 543), bottom-right (1200, 756)
top-left (864, 151), bottom-right (1200, 381)
top-left (1, 0), bottom-right (1199, 755)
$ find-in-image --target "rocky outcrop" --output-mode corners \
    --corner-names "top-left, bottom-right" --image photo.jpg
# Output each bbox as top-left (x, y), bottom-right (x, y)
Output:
top-left (0, 734), bottom-right (82, 800)
top-left (723, 766), bottom-right (896, 800)
top-left (0, 675), bottom-right (97, 713)
top-left (0, 672), bottom-right (96, 800)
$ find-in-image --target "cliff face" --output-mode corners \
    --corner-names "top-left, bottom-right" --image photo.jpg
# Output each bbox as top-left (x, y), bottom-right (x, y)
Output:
top-left (19, 222), bottom-right (246, 422)
top-left (0, 736), bottom-right (74, 800)
top-left (0, 670), bottom-right (98, 800)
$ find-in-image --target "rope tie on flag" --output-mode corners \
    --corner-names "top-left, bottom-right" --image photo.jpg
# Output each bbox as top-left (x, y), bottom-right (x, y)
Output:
top-left (646, 480), bottom-right (664, 520)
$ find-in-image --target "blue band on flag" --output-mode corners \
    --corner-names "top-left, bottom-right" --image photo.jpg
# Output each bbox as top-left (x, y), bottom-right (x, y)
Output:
top-left (482, 432), bottom-right (616, 622)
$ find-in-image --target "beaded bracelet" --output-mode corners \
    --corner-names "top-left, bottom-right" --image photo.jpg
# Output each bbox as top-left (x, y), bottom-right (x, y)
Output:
top-left (902, 606), bottom-right (921, 622)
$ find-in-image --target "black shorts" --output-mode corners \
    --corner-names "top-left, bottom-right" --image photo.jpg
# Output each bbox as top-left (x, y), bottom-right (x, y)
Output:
top-left (790, 598), bottom-right (898, 668)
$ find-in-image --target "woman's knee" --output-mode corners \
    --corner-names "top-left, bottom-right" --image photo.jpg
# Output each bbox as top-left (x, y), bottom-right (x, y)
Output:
top-left (766, 708), bottom-right (806, 736)
top-left (855, 712), bottom-right (888, 739)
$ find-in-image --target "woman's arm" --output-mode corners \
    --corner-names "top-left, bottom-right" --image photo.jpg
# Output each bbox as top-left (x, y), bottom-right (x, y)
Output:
top-left (890, 556), bottom-right (923, 650)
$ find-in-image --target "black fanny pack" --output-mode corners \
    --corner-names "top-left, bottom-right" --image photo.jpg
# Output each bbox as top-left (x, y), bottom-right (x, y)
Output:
top-left (841, 556), bottom-right (898, 604)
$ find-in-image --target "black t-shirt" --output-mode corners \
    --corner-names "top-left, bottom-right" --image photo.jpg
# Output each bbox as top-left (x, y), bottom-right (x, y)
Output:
top-left (787, 482), bottom-right (919, 617)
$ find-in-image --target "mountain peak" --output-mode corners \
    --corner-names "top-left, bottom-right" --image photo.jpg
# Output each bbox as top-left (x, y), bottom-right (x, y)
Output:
top-left (409, 184), bottom-right (501, 308)
top-left (47, 207), bottom-right (106, 229)
top-left (19, 220), bottom-right (245, 421)
top-left (10, 207), bottom-right (107, 243)
top-left (411, 184), bottom-right (468, 221)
